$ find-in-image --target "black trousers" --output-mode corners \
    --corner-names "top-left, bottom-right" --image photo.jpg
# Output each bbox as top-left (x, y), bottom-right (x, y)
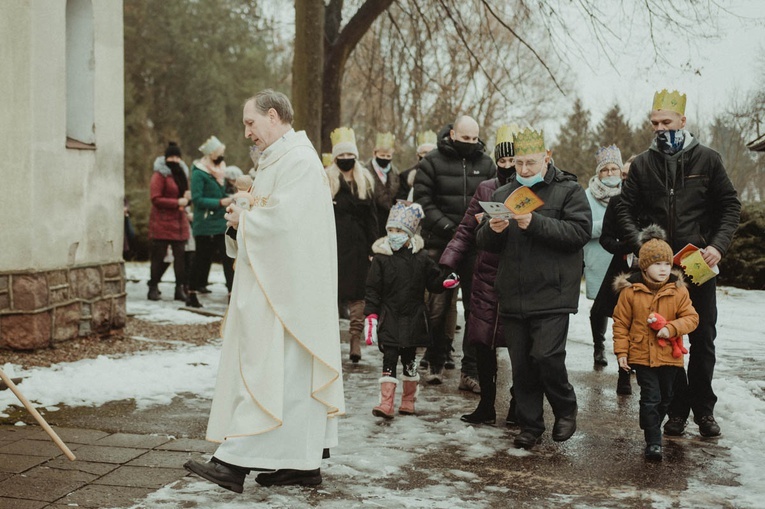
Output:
top-left (668, 279), bottom-right (718, 420)
top-left (502, 314), bottom-right (577, 435)
top-left (149, 240), bottom-right (186, 287)
top-left (382, 346), bottom-right (417, 378)
top-left (189, 234), bottom-right (234, 292)
top-left (634, 365), bottom-right (681, 445)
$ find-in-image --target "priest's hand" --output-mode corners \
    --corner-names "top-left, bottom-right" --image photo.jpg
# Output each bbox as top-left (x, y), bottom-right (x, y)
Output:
top-left (225, 203), bottom-right (244, 230)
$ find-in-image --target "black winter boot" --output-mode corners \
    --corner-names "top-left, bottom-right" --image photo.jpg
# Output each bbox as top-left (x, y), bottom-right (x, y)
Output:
top-left (185, 292), bottom-right (203, 308)
top-left (174, 285), bottom-right (188, 302)
top-left (590, 314), bottom-right (609, 367)
top-left (147, 285), bottom-right (160, 301)
top-left (461, 345), bottom-right (497, 424)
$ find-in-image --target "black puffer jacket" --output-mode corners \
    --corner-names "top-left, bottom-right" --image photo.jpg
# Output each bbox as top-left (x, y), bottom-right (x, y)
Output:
top-left (617, 138), bottom-right (741, 255)
top-left (476, 165), bottom-right (592, 318)
top-left (333, 179), bottom-right (377, 301)
top-left (364, 237), bottom-right (445, 348)
top-left (413, 124), bottom-right (496, 250)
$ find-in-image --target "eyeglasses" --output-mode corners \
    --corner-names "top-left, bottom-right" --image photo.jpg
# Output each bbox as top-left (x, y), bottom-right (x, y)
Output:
top-left (599, 167), bottom-right (620, 175)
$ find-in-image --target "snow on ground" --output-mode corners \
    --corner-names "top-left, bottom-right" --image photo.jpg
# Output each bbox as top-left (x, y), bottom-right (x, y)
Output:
top-left (2, 263), bottom-right (764, 507)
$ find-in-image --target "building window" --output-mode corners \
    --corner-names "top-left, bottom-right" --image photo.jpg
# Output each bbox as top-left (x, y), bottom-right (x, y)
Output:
top-left (66, 0), bottom-right (95, 149)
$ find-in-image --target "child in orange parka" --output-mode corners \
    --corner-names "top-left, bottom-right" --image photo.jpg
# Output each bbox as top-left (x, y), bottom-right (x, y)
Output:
top-left (612, 225), bottom-right (699, 461)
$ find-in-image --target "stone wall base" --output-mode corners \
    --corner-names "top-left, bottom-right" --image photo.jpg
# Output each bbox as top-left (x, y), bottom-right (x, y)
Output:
top-left (0, 261), bottom-right (126, 350)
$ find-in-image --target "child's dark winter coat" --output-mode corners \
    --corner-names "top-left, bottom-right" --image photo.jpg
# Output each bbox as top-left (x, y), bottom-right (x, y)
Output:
top-left (364, 236), bottom-right (445, 349)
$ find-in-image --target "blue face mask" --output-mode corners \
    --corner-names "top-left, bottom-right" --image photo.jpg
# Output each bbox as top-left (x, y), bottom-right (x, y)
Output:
top-left (656, 129), bottom-right (686, 155)
top-left (600, 175), bottom-right (621, 187)
top-left (388, 232), bottom-right (409, 251)
top-left (516, 171), bottom-right (544, 187)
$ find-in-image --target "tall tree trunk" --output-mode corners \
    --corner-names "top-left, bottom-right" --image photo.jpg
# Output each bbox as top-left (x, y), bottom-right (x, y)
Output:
top-left (320, 0), bottom-right (394, 152)
top-left (292, 0), bottom-right (325, 150)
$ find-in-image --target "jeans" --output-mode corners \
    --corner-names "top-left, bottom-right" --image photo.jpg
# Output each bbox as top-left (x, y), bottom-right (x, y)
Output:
top-left (634, 365), bottom-right (681, 445)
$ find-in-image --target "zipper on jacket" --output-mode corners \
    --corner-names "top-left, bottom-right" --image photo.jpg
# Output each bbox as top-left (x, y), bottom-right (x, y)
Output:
top-left (490, 303), bottom-right (500, 349)
top-left (463, 159), bottom-right (468, 209)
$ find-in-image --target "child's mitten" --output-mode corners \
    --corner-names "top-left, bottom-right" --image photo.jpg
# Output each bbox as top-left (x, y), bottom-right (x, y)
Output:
top-left (443, 272), bottom-right (460, 289)
top-left (364, 314), bottom-right (379, 346)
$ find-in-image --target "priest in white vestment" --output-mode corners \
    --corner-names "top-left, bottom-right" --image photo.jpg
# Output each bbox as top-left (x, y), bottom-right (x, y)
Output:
top-left (184, 90), bottom-right (345, 493)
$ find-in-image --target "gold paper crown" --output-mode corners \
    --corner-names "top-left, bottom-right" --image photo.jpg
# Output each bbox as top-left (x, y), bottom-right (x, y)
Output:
top-left (513, 128), bottom-right (546, 156)
top-left (495, 123), bottom-right (521, 145)
top-left (321, 153), bottom-right (333, 167)
top-left (330, 127), bottom-right (356, 148)
top-left (375, 132), bottom-right (395, 150)
top-left (416, 130), bottom-right (437, 147)
top-left (652, 89), bottom-right (687, 115)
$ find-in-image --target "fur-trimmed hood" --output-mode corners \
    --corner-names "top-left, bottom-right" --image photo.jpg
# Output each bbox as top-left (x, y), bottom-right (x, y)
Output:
top-left (612, 268), bottom-right (686, 293)
top-left (372, 234), bottom-right (424, 255)
top-left (153, 156), bottom-right (190, 178)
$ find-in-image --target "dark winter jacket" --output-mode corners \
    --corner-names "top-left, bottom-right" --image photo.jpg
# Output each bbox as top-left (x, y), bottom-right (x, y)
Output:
top-left (365, 158), bottom-right (401, 238)
top-left (413, 124), bottom-right (496, 250)
top-left (591, 194), bottom-right (636, 318)
top-left (397, 164), bottom-right (417, 201)
top-left (441, 177), bottom-right (507, 348)
top-left (476, 165), bottom-right (592, 318)
top-left (617, 136), bottom-right (741, 255)
top-left (190, 163), bottom-right (228, 237)
top-left (149, 157), bottom-right (190, 242)
top-left (364, 236), bottom-right (445, 348)
top-left (333, 178), bottom-right (378, 301)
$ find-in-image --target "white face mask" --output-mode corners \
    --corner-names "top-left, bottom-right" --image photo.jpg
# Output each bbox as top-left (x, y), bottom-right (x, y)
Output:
top-left (388, 232), bottom-right (409, 251)
top-left (600, 175), bottom-right (621, 187)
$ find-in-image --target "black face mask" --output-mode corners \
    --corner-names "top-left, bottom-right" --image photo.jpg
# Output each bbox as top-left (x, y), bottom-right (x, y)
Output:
top-left (496, 165), bottom-right (514, 184)
top-left (212, 155), bottom-right (225, 165)
top-left (166, 161), bottom-right (182, 171)
top-left (452, 139), bottom-right (478, 158)
top-left (336, 158), bottom-right (356, 172)
top-left (375, 157), bottom-right (391, 168)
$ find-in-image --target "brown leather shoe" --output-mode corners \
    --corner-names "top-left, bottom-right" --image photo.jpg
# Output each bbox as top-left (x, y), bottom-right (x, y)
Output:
top-left (255, 468), bottom-right (322, 487)
top-left (183, 459), bottom-right (246, 493)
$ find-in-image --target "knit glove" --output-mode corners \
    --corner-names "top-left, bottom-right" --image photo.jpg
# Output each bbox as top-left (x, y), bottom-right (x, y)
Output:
top-left (364, 314), bottom-right (379, 346)
top-left (443, 272), bottom-right (460, 289)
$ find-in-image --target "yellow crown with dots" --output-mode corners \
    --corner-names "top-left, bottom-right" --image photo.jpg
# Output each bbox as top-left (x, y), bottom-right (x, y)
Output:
top-left (416, 130), bottom-right (437, 147)
top-left (375, 132), bottom-right (395, 150)
top-left (495, 123), bottom-right (521, 145)
top-left (652, 89), bottom-right (687, 115)
top-left (512, 128), bottom-right (546, 156)
top-left (330, 127), bottom-right (356, 147)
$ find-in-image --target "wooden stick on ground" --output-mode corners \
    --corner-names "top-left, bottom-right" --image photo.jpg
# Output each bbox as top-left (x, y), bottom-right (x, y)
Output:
top-left (0, 369), bottom-right (76, 461)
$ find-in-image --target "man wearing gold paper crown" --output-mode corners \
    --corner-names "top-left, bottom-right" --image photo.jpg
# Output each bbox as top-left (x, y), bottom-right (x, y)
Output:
top-left (414, 116), bottom-right (496, 385)
top-left (476, 127), bottom-right (591, 450)
top-left (398, 130), bottom-right (438, 201)
top-left (616, 90), bottom-right (740, 438)
top-left (366, 132), bottom-right (401, 237)
top-left (184, 90), bottom-right (345, 492)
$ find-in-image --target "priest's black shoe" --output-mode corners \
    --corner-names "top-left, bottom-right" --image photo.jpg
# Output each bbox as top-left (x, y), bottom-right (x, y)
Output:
top-left (460, 408), bottom-right (496, 425)
top-left (183, 459), bottom-right (246, 493)
top-left (644, 444), bottom-right (663, 461)
top-left (255, 468), bottom-right (322, 487)
top-left (552, 414), bottom-right (577, 442)
top-left (513, 431), bottom-right (542, 449)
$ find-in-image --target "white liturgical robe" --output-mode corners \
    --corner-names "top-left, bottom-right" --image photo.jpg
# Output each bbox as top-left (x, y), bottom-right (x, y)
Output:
top-left (206, 129), bottom-right (345, 470)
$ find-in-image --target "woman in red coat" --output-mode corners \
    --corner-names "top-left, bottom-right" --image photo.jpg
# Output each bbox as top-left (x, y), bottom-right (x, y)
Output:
top-left (148, 142), bottom-right (191, 301)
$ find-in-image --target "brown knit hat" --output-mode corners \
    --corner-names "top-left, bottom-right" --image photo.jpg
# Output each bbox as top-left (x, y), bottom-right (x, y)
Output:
top-left (638, 225), bottom-right (674, 271)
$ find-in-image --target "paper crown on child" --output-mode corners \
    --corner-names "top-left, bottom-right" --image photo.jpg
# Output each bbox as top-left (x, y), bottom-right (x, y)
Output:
top-left (494, 124), bottom-right (520, 160)
top-left (638, 225), bottom-right (674, 271)
top-left (652, 89), bottom-right (687, 115)
top-left (375, 132), bottom-right (395, 150)
top-left (595, 145), bottom-right (623, 173)
top-left (512, 128), bottom-right (546, 156)
top-left (416, 130), bottom-right (438, 151)
top-left (321, 153), bottom-right (333, 168)
top-left (330, 127), bottom-right (359, 160)
top-left (199, 135), bottom-right (224, 155)
top-left (386, 200), bottom-right (424, 238)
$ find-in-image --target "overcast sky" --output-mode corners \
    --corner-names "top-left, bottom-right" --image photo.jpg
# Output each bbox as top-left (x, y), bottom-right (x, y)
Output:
top-left (545, 0), bottom-right (765, 141)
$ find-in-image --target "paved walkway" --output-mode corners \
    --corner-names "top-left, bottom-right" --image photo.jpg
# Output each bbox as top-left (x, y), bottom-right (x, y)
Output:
top-left (0, 425), bottom-right (213, 508)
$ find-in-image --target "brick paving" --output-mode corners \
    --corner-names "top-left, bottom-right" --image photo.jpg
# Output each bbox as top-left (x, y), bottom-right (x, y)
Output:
top-left (0, 426), bottom-right (213, 508)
